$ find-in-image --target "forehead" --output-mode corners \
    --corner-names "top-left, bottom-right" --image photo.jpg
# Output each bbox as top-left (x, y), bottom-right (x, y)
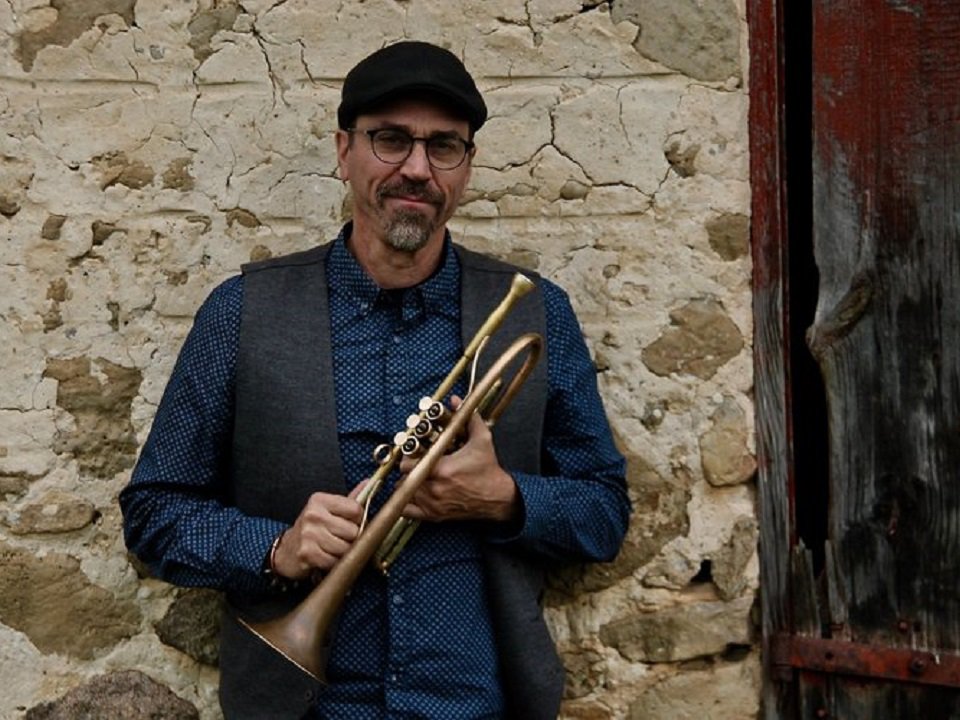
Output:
top-left (355, 96), bottom-right (471, 135)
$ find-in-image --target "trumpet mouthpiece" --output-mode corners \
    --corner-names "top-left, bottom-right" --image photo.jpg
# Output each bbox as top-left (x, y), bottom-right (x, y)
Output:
top-left (511, 272), bottom-right (535, 297)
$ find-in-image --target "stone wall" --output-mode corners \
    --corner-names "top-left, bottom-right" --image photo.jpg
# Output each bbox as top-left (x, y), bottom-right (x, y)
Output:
top-left (0, 1), bottom-right (758, 718)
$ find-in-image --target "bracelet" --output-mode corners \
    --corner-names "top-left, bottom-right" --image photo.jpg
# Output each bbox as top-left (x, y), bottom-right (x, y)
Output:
top-left (263, 529), bottom-right (305, 592)
top-left (264, 529), bottom-right (287, 578)
top-left (269, 529), bottom-right (286, 574)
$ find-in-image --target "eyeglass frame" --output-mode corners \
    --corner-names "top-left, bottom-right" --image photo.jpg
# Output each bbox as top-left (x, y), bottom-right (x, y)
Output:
top-left (346, 127), bottom-right (476, 171)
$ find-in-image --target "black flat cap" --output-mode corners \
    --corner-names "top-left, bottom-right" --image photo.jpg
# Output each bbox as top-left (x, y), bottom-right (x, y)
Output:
top-left (338, 41), bottom-right (487, 132)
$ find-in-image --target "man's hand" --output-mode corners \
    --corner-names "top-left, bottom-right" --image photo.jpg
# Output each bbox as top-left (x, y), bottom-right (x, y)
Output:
top-left (399, 397), bottom-right (520, 523)
top-left (271, 484), bottom-right (365, 580)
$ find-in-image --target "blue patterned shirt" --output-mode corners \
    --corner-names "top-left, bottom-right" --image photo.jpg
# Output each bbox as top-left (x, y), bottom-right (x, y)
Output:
top-left (121, 227), bottom-right (629, 718)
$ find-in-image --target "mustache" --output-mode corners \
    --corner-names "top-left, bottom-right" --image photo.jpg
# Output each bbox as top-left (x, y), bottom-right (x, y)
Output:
top-left (377, 180), bottom-right (444, 205)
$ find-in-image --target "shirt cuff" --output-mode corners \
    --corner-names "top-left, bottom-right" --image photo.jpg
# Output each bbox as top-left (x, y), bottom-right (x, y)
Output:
top-left (238, 517), bottom-right (290, 593)
top-left (485, 471), bottom-right (557, 545)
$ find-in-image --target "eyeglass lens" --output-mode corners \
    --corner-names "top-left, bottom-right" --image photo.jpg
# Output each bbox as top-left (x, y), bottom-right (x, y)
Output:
top-left (369, 129), bottom-right (468, 169)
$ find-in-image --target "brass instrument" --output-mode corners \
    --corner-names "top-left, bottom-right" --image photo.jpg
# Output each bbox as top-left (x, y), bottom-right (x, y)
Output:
top-left (239, 272), bottom-right (543, 682)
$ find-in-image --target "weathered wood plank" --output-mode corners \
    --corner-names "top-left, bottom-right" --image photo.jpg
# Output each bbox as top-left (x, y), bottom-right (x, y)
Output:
top-left (807, 0), bottom-right (960, 714)
top-left (748, 0), bottom-right (798, 717)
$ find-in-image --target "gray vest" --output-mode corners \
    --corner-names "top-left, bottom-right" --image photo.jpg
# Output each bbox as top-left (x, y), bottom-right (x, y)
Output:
top-left (219, 241), bottom-right (564, 719)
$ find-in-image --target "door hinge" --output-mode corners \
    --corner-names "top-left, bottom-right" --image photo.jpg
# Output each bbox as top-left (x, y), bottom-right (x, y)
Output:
top-left (771, 633), bottom-right (960, 689)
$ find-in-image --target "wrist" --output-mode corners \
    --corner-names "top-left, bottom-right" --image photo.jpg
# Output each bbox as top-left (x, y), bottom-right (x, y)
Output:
top-left (262, 528), bottom-right (296, 590)
top-left (492, 469), bottom-right (520, 522)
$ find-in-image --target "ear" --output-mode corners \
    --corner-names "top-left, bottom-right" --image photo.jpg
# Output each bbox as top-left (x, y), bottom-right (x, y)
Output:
top-left (335, 129), bottom-right (351, 181)
top-left (464, 145), bottom-right (476, 184)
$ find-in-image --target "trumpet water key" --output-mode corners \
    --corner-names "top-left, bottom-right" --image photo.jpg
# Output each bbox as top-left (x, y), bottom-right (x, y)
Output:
top-left (239, 272), bottom-right (543, 682)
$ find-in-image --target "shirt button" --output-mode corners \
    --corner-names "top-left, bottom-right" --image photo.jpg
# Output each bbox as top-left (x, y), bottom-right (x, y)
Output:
top-left (392, 395), bottom-right (402, 405)
top-left (393, 593), bottom-right (403, 606)
top-left (392, 334), bottom-right (401, 344)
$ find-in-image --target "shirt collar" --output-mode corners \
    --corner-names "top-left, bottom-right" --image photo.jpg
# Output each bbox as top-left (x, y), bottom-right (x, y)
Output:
top-left (327, 223), bottom-right (460, 320)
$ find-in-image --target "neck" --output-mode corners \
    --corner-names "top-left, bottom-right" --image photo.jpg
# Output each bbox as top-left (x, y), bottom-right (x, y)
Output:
top-left (347, 222), bottom-right (446, 289)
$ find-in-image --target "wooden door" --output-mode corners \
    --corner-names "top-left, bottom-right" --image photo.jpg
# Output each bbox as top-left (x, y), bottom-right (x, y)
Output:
top-left (752, 1), bottom-right (960, 717)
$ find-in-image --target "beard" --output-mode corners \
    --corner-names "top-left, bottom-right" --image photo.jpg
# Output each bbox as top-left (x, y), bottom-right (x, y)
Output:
top-left (377, 180), bottom-right (446, 252)
top-left (385, 210), bottom-right (434, 252)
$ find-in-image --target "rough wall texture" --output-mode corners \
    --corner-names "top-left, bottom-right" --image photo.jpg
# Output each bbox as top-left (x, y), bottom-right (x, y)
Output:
top-left (0, 1), bottom-right (757, 717)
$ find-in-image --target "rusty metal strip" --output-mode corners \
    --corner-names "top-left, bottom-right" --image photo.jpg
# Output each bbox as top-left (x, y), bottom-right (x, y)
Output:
top-left (771, 634), bottom-right (960, 689)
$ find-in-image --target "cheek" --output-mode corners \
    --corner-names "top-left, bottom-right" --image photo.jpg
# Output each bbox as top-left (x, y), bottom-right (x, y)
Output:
top-left (443, 177), bottom-right (470, 206)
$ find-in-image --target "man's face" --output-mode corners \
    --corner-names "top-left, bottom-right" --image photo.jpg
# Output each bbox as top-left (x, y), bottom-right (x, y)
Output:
top-left (336, 98), bottom-right (474, 254)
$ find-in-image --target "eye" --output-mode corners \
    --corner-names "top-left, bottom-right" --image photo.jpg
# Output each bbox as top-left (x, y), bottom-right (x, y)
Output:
top-left (374, 129), bottom-right (412, 152)
top-left (429, 136), bottom-right (462, 157)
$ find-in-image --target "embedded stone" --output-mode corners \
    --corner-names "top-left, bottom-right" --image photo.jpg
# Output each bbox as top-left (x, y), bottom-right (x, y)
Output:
top-left (91, 220), bottom-right (126, 246)
top-left (91, 150), bottom-right (155, 190)
top-left (42, 357), bottom-right (141, 478)
top-left (700, 396), bottom-right (756, 487)
top-left (25, 670), bottom-right (198, 720)
top-left (0, 196), bottom-right (21, 217)
top-left (0, 473), bottom-right (32, 496)
top-left (226, 207), bottom-right (260, 228)
top-left (560, 644), bottom-right (606, 700)
top-left (612, 0), bottom-right (741, 82)
top-left (665, 141), bottom-right (700, 178)
top-left (46, 278), bottom-right (68, 302)
top-left (563, 699), bottom-right (616, 719)
top-left (15, 0), bottom-right (137, 71)
top-left (706, 213), bottom-right (750, 260)
top-left (641, 299), bottom-right (744, 379)
top-left (627, 656), bottom-right (760, 720)
top-left (187, 2), bottom-right (241, 64)
top-left (560, 179), bottom-right (591, 200)
top-left (249, 244), bottom-right (273, 262)
top-left (161, 157), bottom-right (196, 191)
top-left (155, 588), bottom-right (223, 667)
top-left (41, 215), bottom-right (67, 240)
top-left (712, 516), bottom-right (758, 601)
top-left (599, 596), bottom-right (752, 663)
top-left (0, 541), bottom-right (140, 659)
top-left (9, 490), bottom-right (98, 535)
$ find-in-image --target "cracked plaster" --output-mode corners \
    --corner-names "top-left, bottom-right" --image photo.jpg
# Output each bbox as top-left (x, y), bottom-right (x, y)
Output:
top-left (0, 1), bottom-right (755, 717)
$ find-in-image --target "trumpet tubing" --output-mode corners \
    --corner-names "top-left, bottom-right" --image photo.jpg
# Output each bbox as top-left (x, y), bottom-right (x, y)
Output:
top-left (239, 272), bottom-right (543, 683)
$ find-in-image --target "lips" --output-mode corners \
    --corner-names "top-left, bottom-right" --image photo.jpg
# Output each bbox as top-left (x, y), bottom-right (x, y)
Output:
top-left (378, 181), bottom-right (444, 208)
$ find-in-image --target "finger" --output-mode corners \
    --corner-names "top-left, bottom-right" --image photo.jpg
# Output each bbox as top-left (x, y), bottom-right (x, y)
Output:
top-left (464, 406), bottom-right (491, 440)
top-left (318, 513), bottom-right (362, 542)
top-left (314, 531), bottom-right (354, 558)
top-left (348, 479), bottom-right (369, 500)
top-left (402, 501), bottom-right (427, 521)
top-left (310, 493), bottom-right (364, 523)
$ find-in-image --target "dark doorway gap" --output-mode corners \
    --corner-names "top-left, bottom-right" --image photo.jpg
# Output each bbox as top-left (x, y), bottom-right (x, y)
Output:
top-left (783, 2), bottom-right (830, 575)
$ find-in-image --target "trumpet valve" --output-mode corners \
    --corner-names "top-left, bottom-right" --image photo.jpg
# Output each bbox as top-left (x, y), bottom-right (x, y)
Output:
top-left (424, 400), bottom-right (448, 422)
top-left (394, 431), bottom-right (421, 456)
top-left (412, 417), bottom-right (435, 438)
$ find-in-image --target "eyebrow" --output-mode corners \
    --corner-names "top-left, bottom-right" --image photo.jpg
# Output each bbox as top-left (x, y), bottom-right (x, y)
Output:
top-left (366, 122), bottom-right (465, 140)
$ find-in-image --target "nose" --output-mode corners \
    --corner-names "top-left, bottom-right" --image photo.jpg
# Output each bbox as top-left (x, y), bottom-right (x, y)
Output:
top-left (400, 139), bottom-right (433, 179)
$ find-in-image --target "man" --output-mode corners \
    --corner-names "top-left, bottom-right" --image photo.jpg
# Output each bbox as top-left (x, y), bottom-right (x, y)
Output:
top-left (121, 41), bottom-right (629, 720)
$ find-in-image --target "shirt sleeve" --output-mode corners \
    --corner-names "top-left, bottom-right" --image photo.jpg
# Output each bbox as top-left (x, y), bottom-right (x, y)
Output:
top-left (119, 276), bottom-right (285, 594)
top-left (493, 279), bottom-right (631, 563)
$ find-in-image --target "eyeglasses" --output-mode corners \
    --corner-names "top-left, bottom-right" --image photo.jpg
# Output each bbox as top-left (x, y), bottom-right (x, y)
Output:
top-left (350, 128), bottom-right (475, 170)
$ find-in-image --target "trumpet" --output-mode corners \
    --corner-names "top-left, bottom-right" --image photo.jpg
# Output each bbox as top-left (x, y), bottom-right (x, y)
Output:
top-left (239, 272), bottom-right (543, 682)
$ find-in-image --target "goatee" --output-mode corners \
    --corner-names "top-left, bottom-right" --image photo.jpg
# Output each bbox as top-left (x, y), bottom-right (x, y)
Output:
top-left (377, 180), bottom-right (445, 252)
top-left (385, 210), bottom-right (434, 252)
